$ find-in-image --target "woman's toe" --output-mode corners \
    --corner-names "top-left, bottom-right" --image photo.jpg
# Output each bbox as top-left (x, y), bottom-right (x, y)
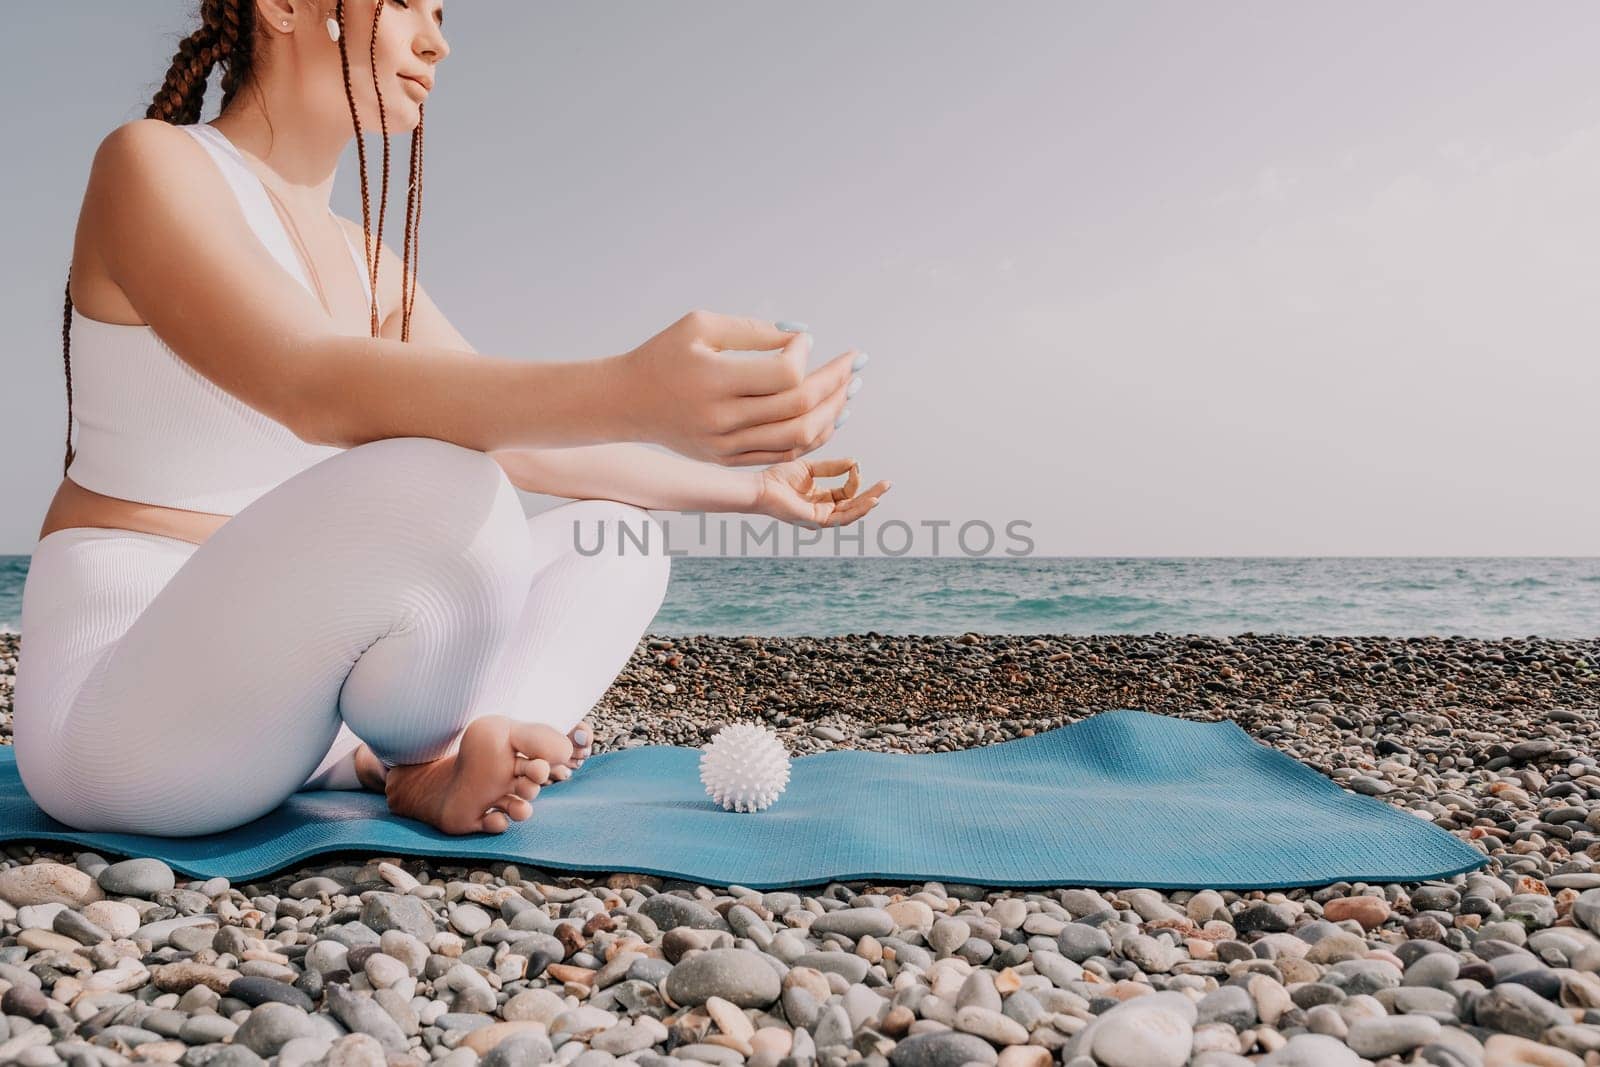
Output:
top-left (480, 809), bottom-right (510, 834)
top-left (511, 722), bottom-right (574, 770)
top-left (517, 755), bottom-right (553, 784)
top-left (511, 776), bottom-right (541, 801)
top-left (495, 795), bottom-right (533, 821)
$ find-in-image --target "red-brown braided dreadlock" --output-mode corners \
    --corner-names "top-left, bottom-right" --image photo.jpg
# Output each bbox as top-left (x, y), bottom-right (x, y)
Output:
top-left (59, 0), bottom-right (428, 476)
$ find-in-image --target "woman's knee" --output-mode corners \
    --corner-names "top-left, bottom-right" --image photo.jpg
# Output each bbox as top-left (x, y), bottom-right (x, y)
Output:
top-left (335, 437), bottom-right (510, 504)
top-left (320, 438), bottom-right (535, 618)
top-left (329, 436), bottom-right (526, 548)
top-left (538, 498), bottom-right (672, 597)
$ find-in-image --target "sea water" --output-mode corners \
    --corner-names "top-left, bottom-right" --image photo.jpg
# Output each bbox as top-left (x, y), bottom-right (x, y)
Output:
top-left (2, 554), bottom-right (1594, 638)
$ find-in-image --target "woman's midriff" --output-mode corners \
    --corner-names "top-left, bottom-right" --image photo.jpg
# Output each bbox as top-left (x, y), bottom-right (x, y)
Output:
top-left (38, 476), bottom-right (230, 548)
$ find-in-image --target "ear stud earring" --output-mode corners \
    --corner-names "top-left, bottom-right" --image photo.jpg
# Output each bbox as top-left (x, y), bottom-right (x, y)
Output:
top-left (326, 17), bottom-right (340, 41)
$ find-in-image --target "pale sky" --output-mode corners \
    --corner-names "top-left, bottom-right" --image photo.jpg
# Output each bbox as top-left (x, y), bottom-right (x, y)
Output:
top-left (2, 2), bottom-right (1596, 555)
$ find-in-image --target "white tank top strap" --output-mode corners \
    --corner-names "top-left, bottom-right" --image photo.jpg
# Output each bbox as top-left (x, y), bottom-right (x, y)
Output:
top-left (181, 123), bottom-right (378, 324)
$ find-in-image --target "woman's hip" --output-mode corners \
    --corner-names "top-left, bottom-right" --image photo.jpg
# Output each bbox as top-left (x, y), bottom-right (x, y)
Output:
top-left (16, 528), bottom-right (195, 720)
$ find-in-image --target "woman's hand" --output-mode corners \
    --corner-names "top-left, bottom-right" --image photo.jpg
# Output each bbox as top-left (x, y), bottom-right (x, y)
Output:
top-left (753, 456), bottom-right (891, 528)
top-left (621, 310), bottom-right (861, 466)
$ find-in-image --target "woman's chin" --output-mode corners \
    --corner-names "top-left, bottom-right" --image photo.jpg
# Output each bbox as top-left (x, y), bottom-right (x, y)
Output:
top-left (368, 107), bottom-right (423, 134)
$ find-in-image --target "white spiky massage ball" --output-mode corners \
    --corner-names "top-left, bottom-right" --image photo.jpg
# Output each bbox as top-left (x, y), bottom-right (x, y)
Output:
top-left (699, 723), bottom-right (792, 812)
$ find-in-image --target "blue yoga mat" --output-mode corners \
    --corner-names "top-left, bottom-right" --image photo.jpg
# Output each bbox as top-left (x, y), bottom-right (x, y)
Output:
top-left (0, 709), bottom-right (1486, 889)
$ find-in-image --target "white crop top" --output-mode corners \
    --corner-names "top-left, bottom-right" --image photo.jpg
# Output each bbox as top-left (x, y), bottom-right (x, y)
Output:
top-left (64, 121), bottom-right (378, 516)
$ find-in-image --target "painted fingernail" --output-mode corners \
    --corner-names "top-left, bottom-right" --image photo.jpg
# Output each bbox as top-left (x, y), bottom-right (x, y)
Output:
top-left (851, 351), bottom-right (870, 371)
top-left (834, 407), bottom-right (851, 428)
top-left (846, 376), bottom-right (863, 398)
top-left (775, 320), bottom-right (809, 333)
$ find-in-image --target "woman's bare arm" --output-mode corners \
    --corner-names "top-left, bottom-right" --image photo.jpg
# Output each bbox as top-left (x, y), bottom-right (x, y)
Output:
top-left (87, 120), bottom-right (636, 452)
top-left (371, 233), bottom-right (791, 512)
top-left (87, 119), bottom-right (852, 460)
top-left (496, 444), bottom-right (762, 512)
top-left (288, 333), bottom-right (635, 451)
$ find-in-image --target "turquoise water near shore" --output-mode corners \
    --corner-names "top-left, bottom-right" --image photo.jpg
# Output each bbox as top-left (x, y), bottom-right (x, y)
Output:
top-left (1, 555), bottom-right (1594, 638)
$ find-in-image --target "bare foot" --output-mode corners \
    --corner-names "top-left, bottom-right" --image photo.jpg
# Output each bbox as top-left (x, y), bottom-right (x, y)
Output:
top-left (545, 717), bottom-right (595, 784)
top-left (382, 715), bottom-right (574, 835)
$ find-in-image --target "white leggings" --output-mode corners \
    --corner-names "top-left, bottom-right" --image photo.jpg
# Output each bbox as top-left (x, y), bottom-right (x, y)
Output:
top-left (14, 437), bottom-right (672, 836)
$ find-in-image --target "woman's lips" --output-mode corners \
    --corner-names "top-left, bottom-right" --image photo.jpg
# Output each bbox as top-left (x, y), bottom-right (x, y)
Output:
top-left (399, 73), bottom-right (432, 93)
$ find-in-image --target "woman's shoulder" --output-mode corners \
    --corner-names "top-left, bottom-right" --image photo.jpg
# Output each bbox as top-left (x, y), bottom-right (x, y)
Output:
top-left (82, 120), bottom-right (207, 211)
top-left (79, 120), bottom-right (217, 237)
top-left (91, 118), bottom-right (196, 169)
top-left (71, 121), bottom-right (211, 318)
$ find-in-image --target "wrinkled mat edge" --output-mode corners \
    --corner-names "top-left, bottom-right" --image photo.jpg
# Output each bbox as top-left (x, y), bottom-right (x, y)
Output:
top-left (0, 829), bottom-right (1491, 889)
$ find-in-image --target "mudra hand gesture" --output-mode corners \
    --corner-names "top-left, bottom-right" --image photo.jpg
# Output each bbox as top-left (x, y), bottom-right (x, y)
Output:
top-left (753, 456), bottom-right (891, 529)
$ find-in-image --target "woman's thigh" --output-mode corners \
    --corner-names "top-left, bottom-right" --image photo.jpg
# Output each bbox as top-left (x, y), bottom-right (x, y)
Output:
top-left (297, 497), bottom-right (674, 791)
top-left (15, 437), bottom-right (537, 835)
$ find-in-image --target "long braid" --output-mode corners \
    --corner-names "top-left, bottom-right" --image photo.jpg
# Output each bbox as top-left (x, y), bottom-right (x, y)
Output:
top-left (402, 105), bottom-right (424, 339)
top-left (61, 270), bottom-right (74, 476)
top-left (334, 0), bottom-right (378, 339)
top-left (146, 6), bottom-right (223, 125)
top-left (366, 0), bottom-right (392, 339)
top-left (216, 0), bottom-right (254, 114)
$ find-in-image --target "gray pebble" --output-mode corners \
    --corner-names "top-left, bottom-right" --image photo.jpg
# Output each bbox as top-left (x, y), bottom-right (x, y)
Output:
top-left (229, 975), bottom-right (314, 1013)
top-left (663, 948), bottom-right (781, 1008)
top-left (1473, 981), bottom-right (1569, 1038)
top-left (811, 908), bottom-right (895, 939)
top-left (641, 894), bottom-right (726, 932)
top-left (483, 1030), bottom-right (555, 1066)
top-left (886, 1031), bottom-right (998, 1067)
top-left (95, 857), bottom-right (175, 898)
top-left (1056, 923), bottom-right (1112, 962)
top-left (359, 892), bottom-right (439, 941)
top-left (1346, 1014), bottom-right (1442, 1057)
top-left (232, 1002), bottom-right (321, 1058)
top-left (324, 982), bottom-right (409, 1053)
top-left (1257, 1032), bottom-right (1366, 1066)
top-left (201, 1046), bottom-right (270, 1067)
top-left (1197, 985), bottom-right (1257, 1029)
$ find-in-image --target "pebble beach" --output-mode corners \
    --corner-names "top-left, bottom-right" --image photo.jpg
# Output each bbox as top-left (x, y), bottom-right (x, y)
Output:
top-left (0, 630), bottom-right (1598, 1067)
